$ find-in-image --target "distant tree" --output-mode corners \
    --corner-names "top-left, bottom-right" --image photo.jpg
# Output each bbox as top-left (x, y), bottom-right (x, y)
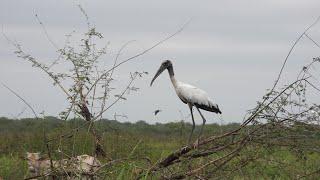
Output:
top-left (3, 4), bottom-right (186, 173)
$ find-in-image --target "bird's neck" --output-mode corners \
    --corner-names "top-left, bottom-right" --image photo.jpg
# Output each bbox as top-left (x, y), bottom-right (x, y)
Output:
top-left (167, 65), bottom-right (177, 87)
top-left (167, 65), bottom-right (174, 76)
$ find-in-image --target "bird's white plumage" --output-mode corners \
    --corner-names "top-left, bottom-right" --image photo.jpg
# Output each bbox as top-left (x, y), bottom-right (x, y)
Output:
top-left (174, 81), bottom-right (218, 109)
top-left (150, 60), bottom-right (221, 143)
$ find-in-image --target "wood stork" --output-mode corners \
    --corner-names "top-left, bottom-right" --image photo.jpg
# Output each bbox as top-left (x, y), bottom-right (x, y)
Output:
top-left (150, 60), bottom-right (222, 144)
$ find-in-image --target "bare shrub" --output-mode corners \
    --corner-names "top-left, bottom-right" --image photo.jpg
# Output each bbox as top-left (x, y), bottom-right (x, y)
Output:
top-left (143, 17), bottom-right (320, 180)
top-left (3, 6), bottom-right (187, 179)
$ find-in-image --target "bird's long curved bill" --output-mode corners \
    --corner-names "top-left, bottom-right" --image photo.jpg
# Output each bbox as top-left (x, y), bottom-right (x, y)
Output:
top-left (150, 65), bottom-right (166, 86)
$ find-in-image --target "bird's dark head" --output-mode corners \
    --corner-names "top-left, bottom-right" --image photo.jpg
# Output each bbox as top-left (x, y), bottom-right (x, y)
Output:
top-left (150, 60), bottom-right (173, 86)
top-left (161, 60), bottom-right (172, 67)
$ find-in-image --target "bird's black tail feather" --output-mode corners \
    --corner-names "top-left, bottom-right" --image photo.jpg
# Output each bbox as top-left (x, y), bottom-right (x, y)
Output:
top-left (195, 103), bottom-right (222, 114)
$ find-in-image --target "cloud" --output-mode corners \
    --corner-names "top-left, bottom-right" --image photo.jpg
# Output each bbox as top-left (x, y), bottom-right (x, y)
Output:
top-left (1, 0), bottom-right (320, 123)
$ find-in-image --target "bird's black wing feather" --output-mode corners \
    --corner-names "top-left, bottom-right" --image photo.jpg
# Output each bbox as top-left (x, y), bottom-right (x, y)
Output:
top-left (178, 96), bottom-right (188, 104)
top-left (195, 103), bottom-right (222, 114)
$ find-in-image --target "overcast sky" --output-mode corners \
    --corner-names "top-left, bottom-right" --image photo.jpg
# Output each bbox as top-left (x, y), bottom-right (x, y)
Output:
top-left (1, 0), bottom-right (320, 124)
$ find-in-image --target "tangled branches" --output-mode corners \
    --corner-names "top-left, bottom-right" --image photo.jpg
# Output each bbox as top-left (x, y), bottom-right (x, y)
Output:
top-left (145, 60), bottom-right (320, 179)
top-left (3, 6), bottom-right (188, 179)
top-left (143, 20), bottom-right (320, 179)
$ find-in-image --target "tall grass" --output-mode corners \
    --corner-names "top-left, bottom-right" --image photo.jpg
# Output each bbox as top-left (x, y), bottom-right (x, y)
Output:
top-left (1, 117), bottom-right (320, 179)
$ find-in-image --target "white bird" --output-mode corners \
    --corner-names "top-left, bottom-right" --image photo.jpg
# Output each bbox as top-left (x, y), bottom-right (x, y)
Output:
top-left (150, 60), bottom-right (222, 144)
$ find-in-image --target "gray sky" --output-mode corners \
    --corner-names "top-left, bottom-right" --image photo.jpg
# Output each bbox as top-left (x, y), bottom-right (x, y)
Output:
top-left (1, 0), bottom-right (320, 124)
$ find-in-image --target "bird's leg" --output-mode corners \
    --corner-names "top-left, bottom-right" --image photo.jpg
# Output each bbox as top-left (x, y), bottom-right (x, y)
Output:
top-left (188, 103), bottom-right (195, 145)
top-left (196, 106), bottom-right (206, 141)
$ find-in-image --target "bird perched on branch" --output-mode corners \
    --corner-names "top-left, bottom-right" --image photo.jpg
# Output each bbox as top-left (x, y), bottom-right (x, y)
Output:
top-left (150, 60), bottom-right (222, 144)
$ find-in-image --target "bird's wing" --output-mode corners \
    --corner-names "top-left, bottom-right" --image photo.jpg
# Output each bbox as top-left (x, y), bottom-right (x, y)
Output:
top-left (176, 82), bottom-right (221, 113)
top-left (176, 82), bottom-right (210, 104)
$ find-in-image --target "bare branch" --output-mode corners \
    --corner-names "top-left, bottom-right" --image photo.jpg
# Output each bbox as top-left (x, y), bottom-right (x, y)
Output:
top-left (1, 83), bottom-right (38, 118)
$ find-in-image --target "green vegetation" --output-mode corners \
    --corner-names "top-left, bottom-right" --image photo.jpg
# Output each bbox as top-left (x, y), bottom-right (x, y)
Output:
top-left (2, 3), bottom-right (320, 179)
top-left (0, 117), bottom-right (320, 179)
